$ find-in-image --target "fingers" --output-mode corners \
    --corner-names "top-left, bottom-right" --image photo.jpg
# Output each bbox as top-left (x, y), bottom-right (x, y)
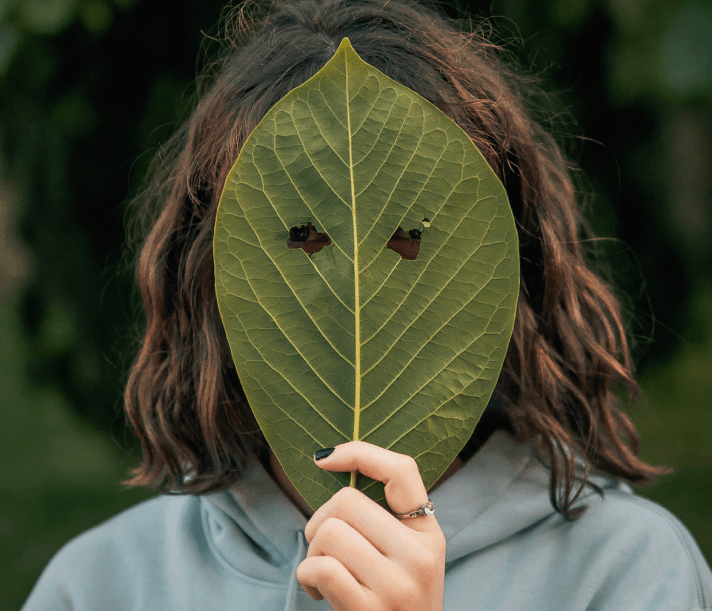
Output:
top-left (301, 441), bottom-right (447, 610)
top-left (313, 441), bottom-right (435, 531)
top-left (306, 515), bottom-right (393, 591)
top-left (297, 555), bottom-right (376, 609)
top-left (304, 486), bottom-right (413, 557)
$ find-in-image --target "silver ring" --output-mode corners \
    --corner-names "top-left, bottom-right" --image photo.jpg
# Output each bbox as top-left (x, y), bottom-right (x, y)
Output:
top-left (393, 499), bottom-right (435, 519)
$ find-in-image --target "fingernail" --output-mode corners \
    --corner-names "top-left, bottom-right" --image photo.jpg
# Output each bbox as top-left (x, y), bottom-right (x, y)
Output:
top-left (314, 447), bottom-right (335, 461)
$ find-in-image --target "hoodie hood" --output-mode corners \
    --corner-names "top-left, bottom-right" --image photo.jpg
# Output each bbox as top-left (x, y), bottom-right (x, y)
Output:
top-left (203, 457), bottom-right (308, 580)
top-left (201, 453), bottom-right (312, 610)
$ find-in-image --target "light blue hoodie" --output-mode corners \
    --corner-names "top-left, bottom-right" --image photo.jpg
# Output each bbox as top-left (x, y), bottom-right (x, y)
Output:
top-left (22, 431), bottom-right (712, 610)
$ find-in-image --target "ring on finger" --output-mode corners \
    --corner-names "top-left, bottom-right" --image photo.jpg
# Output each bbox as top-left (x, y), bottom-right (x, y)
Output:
top-left (392, 499), bottom-right (435, 520)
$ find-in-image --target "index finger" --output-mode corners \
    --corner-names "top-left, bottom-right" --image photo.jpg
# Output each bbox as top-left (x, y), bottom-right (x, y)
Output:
top-left (314, 441), bottom-right (432, 525)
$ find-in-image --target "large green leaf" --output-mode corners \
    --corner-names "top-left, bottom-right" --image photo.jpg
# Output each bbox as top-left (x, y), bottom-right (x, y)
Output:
top-left (214, 38), bottom-right (519, 511)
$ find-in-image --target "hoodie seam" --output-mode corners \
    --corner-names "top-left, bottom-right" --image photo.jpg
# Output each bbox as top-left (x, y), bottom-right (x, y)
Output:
top-left (200, 499), bottom-right (296, 588)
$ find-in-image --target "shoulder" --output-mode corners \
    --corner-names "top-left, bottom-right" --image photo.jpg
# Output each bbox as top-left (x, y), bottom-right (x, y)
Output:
top-left (22, 494), bottom-right (201, 611)
top-left (567, 484), bottom-right (712, 610)
top-left (578, 484), bottom-right (704, 559)
top-left (51, 493), bottom-right (192, 565)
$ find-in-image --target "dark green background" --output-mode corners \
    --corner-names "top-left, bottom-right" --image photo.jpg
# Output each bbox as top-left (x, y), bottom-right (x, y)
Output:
top-left (1, 0), bottom-right (710, 608)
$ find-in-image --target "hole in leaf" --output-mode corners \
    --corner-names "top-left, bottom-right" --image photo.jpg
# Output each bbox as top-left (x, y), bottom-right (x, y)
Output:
top-left (286, 222), bottom-right (331, 257)
top-left (386, 227), bottom-right (421, 261)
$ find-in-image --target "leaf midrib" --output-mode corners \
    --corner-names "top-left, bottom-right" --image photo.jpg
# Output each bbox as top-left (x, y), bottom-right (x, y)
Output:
top-left (345, 53), bottom-right (362, 488)
top-left (347, 56), bottom-right (361, 452)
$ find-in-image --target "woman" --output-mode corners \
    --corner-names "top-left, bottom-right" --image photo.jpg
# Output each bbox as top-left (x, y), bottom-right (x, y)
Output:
top-left (22, 0), bottom-right (712, 609)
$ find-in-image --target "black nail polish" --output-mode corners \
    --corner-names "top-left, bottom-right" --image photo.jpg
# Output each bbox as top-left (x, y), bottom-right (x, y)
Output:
top-left (314, 447), bottom-right (335, 461)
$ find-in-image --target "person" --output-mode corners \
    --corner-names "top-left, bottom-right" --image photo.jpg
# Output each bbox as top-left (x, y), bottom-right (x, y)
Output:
top-left (22, 0), bottom-right (712, 609)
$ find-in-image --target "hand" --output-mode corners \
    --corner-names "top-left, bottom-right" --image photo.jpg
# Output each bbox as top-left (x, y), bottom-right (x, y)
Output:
top-left (296, 441), bottom-right (446, 611)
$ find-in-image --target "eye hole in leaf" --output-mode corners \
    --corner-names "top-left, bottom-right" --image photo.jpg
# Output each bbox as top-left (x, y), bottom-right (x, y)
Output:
top-left (286, 221), bottom-right (331, 257)
top-left (386, 225), bottom-right (424, 261)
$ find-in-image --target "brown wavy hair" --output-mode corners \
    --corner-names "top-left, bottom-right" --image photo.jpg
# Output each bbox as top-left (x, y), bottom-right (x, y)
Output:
top-left (123, 0), bottom-right (670, 518)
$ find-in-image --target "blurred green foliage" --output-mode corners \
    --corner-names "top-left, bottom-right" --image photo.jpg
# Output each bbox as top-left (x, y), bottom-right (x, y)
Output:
top-left (635, 286), bottom-right (712, 562)
top-left (0, 301), bottom-right (155, 609)
top-left (1, 0), bottom-right (710, 609)
top-left (0, 0), bottom-right (225, 443)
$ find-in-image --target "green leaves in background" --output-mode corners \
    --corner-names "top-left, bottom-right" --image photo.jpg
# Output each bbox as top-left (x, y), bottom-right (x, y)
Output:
top-left (214, 38), bottom-right (519, 511)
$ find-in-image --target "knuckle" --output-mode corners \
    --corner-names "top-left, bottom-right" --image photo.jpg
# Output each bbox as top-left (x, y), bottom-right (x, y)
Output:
top-left (314, 556), bottom-right (341, 586)
top-left (318, 516), bottom-right (345, 538)
top-left (400, 454), bottom-right (419, 473)
top-left (296, 557), bottom-right (326, 601)
top-left (333, 485), bottom-right (362, 506)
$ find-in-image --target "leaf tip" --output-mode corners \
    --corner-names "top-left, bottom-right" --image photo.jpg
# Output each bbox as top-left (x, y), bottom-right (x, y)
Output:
top-left (336, 37), bottom-right (354, 53)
